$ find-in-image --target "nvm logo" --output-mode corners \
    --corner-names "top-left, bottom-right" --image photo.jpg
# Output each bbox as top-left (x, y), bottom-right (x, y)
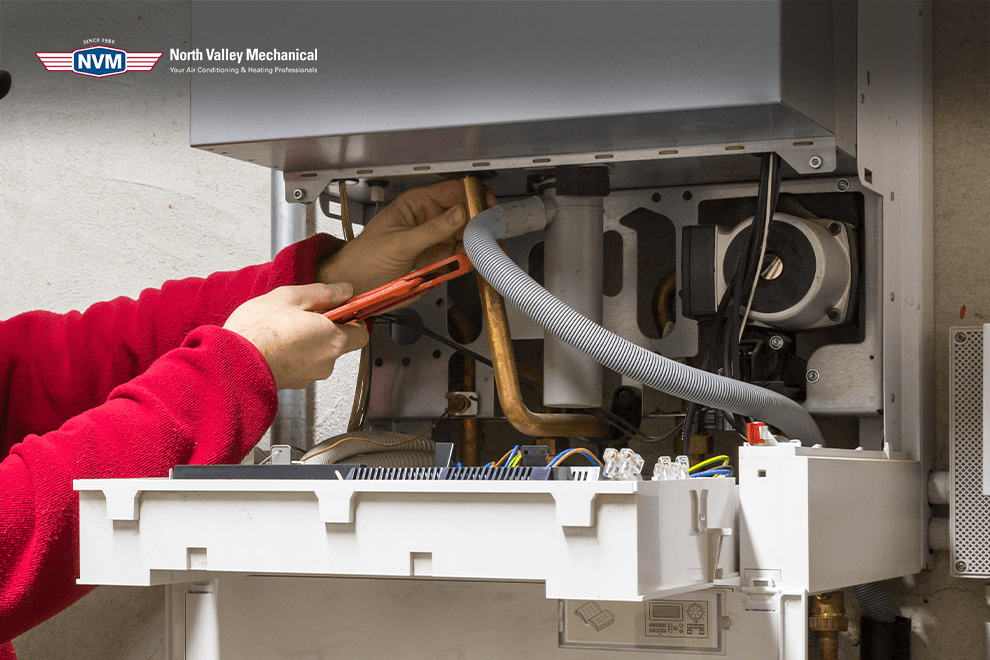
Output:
top-left (73, 47), bottom-right (126, 77)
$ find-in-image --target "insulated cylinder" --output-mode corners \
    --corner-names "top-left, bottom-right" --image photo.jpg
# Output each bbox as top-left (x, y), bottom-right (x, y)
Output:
top-left (543, 192), bottom-right (605, 408)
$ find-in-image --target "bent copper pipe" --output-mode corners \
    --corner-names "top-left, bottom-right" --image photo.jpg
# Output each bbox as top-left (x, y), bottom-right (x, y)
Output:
top-left (462, 177), bottom-right (608, 438)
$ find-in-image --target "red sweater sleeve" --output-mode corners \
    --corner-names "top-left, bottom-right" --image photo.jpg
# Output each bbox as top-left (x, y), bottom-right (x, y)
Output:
top-left (0, 234), bottom-right (342, 646)
top-left (0, 233), bottom-right (340, 446)
top-left (0, 327), bottom-right (276, 643)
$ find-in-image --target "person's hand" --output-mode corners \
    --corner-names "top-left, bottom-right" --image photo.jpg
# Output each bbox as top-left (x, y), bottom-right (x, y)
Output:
top-left (223, 283), bottom-right (368, 390)
top-left (317, 180), bottom-right (496, 295)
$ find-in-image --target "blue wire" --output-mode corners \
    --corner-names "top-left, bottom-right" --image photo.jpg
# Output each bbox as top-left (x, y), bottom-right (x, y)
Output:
top-left (548, 448), bottom-right (599, 467)
top-left (503, 445), bottom-right (519, 467)
top-left (690, 468), bottom-right (733, 478)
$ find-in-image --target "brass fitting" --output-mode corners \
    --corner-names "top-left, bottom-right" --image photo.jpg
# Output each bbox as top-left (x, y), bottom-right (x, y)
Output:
top-left (809, 591), bottom-right (848, 660)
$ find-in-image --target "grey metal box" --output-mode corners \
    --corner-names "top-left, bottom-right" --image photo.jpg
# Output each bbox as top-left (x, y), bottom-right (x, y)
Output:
top-left (189, 1), bottom-right (854, 178)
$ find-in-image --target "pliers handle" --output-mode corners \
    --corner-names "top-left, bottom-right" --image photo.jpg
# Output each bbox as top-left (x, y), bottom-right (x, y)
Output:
top-left (324, 253), bottom-right (474, 324)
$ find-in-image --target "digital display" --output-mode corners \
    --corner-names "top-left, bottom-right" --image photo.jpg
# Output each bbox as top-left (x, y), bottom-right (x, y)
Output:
top-left (650, 603), bottom-right (682, 620)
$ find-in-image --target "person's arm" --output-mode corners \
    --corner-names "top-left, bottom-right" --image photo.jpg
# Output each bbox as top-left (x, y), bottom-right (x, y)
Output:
top-left (0, 326), bottom-right (273, 642)
top-left (0, 234), bottom-right (340, 445)
top-left (0, 282), bottom-right (368, 644)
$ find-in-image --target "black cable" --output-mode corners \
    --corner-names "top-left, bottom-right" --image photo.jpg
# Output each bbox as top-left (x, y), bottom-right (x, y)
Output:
top-left (682, 152), bottom-right (781, 455)
top-left (374, 314), bottom-right (494, 368)
top-left (588, 407), bottom-right (684, 445)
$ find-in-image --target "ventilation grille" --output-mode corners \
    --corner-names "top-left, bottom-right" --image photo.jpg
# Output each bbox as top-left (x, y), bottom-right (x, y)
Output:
top-left (570, 467), bottom-right (601, 482)
top-left (950, 327), bottom-right (990, 576)
top-left (346, 466), bottom-right (557, 481)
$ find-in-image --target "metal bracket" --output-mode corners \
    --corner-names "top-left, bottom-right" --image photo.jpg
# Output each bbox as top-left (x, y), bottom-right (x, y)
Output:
top-left (269, 445), bottom-right (293, 465)
top-left (283, 170), bottom-right (336, 204)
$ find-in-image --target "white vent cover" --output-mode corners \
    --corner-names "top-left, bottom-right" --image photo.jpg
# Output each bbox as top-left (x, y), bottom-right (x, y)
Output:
top-left (949, 326), bottom-right (990, 577)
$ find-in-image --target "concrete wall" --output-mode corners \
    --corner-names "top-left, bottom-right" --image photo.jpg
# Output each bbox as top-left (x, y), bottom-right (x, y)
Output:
top-left (3, 1), bottom-right (989, 659)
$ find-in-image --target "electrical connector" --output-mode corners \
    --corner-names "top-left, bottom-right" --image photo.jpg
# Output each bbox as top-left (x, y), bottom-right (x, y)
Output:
top-left (602, 448), bottom-right (645, 481)
top-left (652, 455), bottom-right (690, 481)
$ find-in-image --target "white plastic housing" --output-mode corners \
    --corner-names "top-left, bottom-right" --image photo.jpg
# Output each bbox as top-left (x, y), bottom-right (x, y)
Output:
top-left (76, 477), bottom-right (737, 602)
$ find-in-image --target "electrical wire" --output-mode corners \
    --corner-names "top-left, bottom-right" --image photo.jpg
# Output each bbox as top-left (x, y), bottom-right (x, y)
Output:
top-left (338, 181), bottom-right (355, 242)
top-left (739, 153), bottom-right (781, 340)
top-left (347, 346), bottom-right (372, 432)
top-left (587, 407), bottom-right (684, 445)
top-left (682, 152), bottom-right (781, 454)
top-left (375, 314), bottom-right (494, 368)
top-left (548, 448), bottom-right (603, 467)
top-left (492, 445), bottom-right (519, 468)
top-left (690, 468), bottom-right (733, 478)
top-left (689, 454), bottom-right (731, 473)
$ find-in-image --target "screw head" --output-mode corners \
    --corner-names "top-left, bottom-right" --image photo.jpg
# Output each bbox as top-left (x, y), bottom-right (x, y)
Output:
top-left (836, 178), bottom-right (850, 192)
top-left (769, 335), bottom-right (785, 350)
top-left (292, 188), bottom-right (304, 200)
top-left (827, 309), bottom-right (842, 323)
top-left (955, 560), bottom-right (967, 573)
top-left (828, 222), bottom-right (842, 236)
top-left (617, 389), bottom-right (631, 403)
top-left (809, 156), bottom-right (823, 169)
top-left (807, 370), bottom-right (820, 383)
top-left (955, 332), bottom-right (968, 344)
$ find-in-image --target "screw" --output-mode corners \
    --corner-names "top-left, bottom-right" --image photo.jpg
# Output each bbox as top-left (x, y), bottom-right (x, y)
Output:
top-left (827, 309), bottom-right (842, 322)
top-left (617, 389), bottom-right (631, 403)
top-left (861, 93), bottom-right (866, 104)
top-left (292, 188), bottom-right (304, 200)
top-left (807, 370), bottom-right (820, 383)
top-left (836, 178), bottom-right (850, 192)
top-left (891, 292), bottom-right (895, 302)
top-left (890, 191), bottom-right (895, 201)
top-left (809, 156), bottom-right (823, 169)
top-left (447, 394), bottom-right (471, 414)
top-left (955, 332), bottom-right (968, 344)
top-left (828, 222), bottom-right (842, 236)
top-left (769, 335), bottom-right (785, 350)
top-left (955, 560), bottom-right (967, 573)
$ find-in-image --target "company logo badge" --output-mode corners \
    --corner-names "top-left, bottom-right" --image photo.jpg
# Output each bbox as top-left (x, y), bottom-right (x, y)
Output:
top-left (36, 46), bottom-right (162, 77)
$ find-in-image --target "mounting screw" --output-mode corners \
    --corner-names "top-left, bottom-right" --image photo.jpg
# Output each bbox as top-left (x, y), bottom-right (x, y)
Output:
top-left (769, 335), bottom-right (785, 350)
top-left (955, 332), bottom-right (968, 344)
top-left (617, 389), bottom-right (631, 403)
top-left (828, 222), bottom-right (842, 236)
top-left (827, 309), bottom-right (842, 323)
top-left (807, 370), bottom-right (820, 383)
top-left (955, 560), bottom-right (967, 573)
top-left (836, 178), bottom-right (850, 192)
top-left (861, 93), bottom-right (866, 104)
top-left (809, 156), bottom-right (823, 169)
top-left (292, 188), bottom-right (304, 200)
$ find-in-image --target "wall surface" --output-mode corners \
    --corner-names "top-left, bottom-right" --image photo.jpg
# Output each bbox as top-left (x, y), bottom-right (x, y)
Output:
top-left (1, 2), bottom-right (358, 657)
top-left (3, 1), bottom-right (989, 659)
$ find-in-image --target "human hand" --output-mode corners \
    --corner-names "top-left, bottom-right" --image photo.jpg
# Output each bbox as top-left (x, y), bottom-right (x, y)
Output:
top-left (317, 180), bottom-right (496, 295)
top-left (223, 283), bottom-right (369, 390)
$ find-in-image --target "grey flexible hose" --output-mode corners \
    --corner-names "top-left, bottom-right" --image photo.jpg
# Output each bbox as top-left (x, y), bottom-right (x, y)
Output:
top-left (347, 451), bottom-right (436, 468)
top-left (854, 583), bottom-right (897, 623)
top-left (300, 431), bottom-right (435, 465)
top-left (463, 206), bottom-right (824, 446)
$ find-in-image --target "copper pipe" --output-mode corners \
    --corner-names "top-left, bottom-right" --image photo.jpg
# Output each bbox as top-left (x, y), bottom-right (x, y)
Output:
top-left (478, 273), bottom-right (608, 437)
top-left (461, 176), bottom-right (607, 438)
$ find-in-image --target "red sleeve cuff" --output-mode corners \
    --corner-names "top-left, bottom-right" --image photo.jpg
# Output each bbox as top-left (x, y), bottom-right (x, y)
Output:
top-left (266, 233), bottom-right (343, 291)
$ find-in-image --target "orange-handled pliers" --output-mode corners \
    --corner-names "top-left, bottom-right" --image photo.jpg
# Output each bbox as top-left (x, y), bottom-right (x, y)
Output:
top-left (324, 253), bottom-right (474, 324)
